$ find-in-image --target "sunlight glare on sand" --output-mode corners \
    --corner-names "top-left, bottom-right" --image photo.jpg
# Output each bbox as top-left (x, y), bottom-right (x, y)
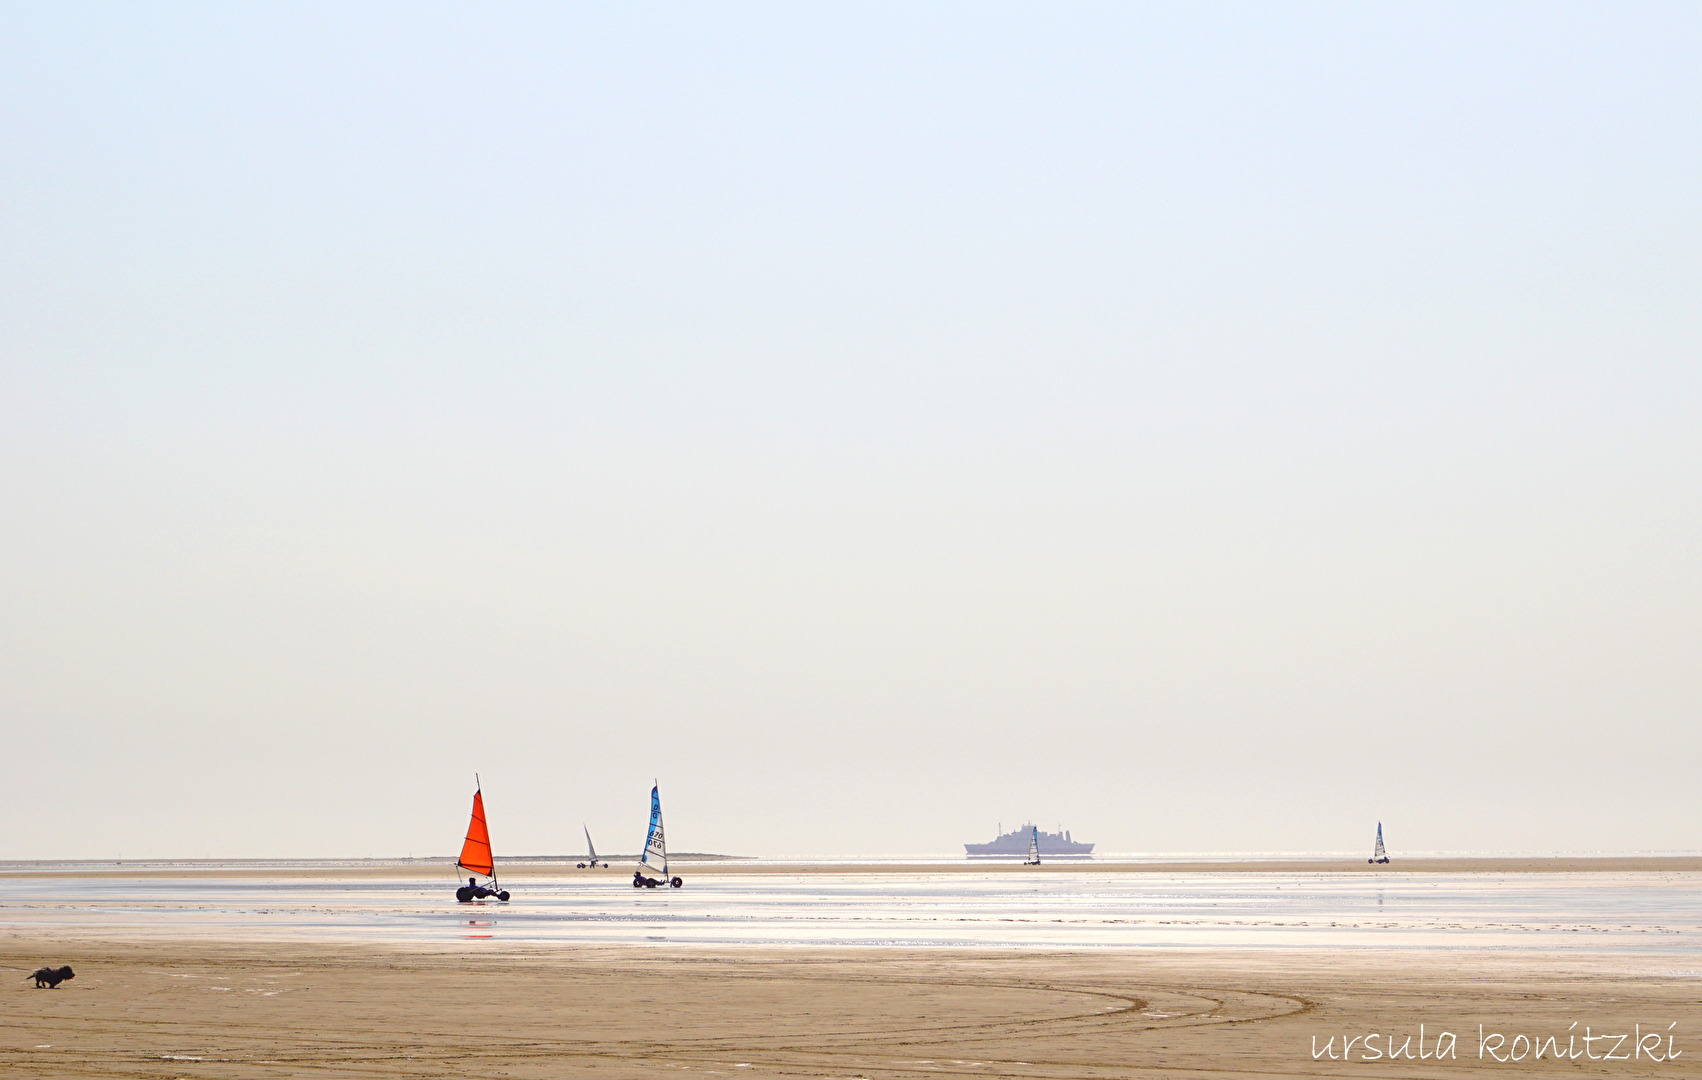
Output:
top-left (3, 870), bottom-right (1698, 953)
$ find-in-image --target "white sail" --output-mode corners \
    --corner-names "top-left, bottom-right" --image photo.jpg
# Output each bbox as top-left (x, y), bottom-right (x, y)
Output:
top-left (639, 783), bottom-right (667, 877)
top-left (584, 825), bottom-right (597, 863)
top-left (1027, 825), bottom-right (1041, 865)
top-left (1372, 822), bottom-right (1387, 861)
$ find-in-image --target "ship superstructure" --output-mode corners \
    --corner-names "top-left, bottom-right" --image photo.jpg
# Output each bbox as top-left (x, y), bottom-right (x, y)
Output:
top-left (965, 824), bottom-right (1093, 856)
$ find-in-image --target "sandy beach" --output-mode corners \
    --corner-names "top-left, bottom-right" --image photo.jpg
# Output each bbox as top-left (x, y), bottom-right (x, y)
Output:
top-left (5, 862), bottom-right (1700, 1077)
top-left (5, 938), bottom-right (1698, 1079)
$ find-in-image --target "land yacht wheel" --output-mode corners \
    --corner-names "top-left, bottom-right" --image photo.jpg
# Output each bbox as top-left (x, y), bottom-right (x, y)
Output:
top-left (497, 890), bottom-right (511, 901)
top-left (456, 887), bottom-right (474, 902)
top-left (669, 877), bottom-right (683, 888)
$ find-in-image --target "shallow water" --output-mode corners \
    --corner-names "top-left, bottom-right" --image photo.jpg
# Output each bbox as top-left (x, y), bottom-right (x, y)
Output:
top-left (4, 871), bottom-right (1699, 953)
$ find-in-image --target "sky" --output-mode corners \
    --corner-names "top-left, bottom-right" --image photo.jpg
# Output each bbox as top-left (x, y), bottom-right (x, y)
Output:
top-left (3, 2), bottom-right (1699, 860)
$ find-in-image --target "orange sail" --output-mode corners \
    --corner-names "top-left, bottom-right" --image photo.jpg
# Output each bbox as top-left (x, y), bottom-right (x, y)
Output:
top-left (457, 789), bottom-right (494, 878)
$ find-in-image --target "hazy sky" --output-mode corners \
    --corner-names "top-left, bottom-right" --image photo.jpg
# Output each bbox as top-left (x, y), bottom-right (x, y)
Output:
top-left (4, 3), bottom-right (1698, 860)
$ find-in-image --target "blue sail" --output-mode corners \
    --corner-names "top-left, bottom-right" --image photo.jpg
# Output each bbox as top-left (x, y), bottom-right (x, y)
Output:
top-left (640, 784), bottom-right (667, 877)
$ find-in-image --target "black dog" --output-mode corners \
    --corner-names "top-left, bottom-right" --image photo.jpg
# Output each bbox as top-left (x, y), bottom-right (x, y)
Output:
top-left (27, 966), bottom-right (74, 988)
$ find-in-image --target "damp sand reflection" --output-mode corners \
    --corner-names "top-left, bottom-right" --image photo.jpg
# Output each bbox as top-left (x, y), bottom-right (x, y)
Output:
top-left (2, 871), bottom-right (1699, 954)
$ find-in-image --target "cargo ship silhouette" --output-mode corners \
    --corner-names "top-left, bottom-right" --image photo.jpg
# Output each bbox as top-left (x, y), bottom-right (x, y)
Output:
top-left (965, 824), bottom-right (1094, 856)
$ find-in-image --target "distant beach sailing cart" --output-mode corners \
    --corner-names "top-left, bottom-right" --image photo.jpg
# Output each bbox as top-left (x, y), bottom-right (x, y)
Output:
top-left (455, 777), bottom-right (511, 902)
top-left (632, 783), bottom-right (683, 888)
top-left (1368, 822), bottom-right (1390, 864)
top-left (577, 825), bottom-right (607, 869)
top-left (1024, 825), bottom-right (1042, 865)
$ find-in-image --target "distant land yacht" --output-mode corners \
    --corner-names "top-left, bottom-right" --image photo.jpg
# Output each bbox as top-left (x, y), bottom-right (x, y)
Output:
top-left (632, 782), bottom-right (683, 888)
top-left (966, 823), bottom-right (1094, 856)
top-left (1368, 822), bottom-right (1390, 864)
top-left (454, 776), bottom-right (510, 902)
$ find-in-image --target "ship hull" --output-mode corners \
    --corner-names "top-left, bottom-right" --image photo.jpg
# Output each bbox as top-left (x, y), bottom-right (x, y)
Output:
top-left (964, 842), bottom-right (1094, 855)
top-left (964, 827), bottom-right (1094, 856)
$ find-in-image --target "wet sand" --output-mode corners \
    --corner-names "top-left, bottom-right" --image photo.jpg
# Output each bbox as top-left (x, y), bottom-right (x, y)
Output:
top-left (670, 857), bottom-right (1702, 876)
top-left (4, 938), bottom-right (1698, 1079)
top-left (8, 855), bottom-right (1701, 879)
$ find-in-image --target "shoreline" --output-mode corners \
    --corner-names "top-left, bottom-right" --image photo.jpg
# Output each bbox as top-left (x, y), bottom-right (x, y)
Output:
top-left (5, 855), bottom-right (1700, 879)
